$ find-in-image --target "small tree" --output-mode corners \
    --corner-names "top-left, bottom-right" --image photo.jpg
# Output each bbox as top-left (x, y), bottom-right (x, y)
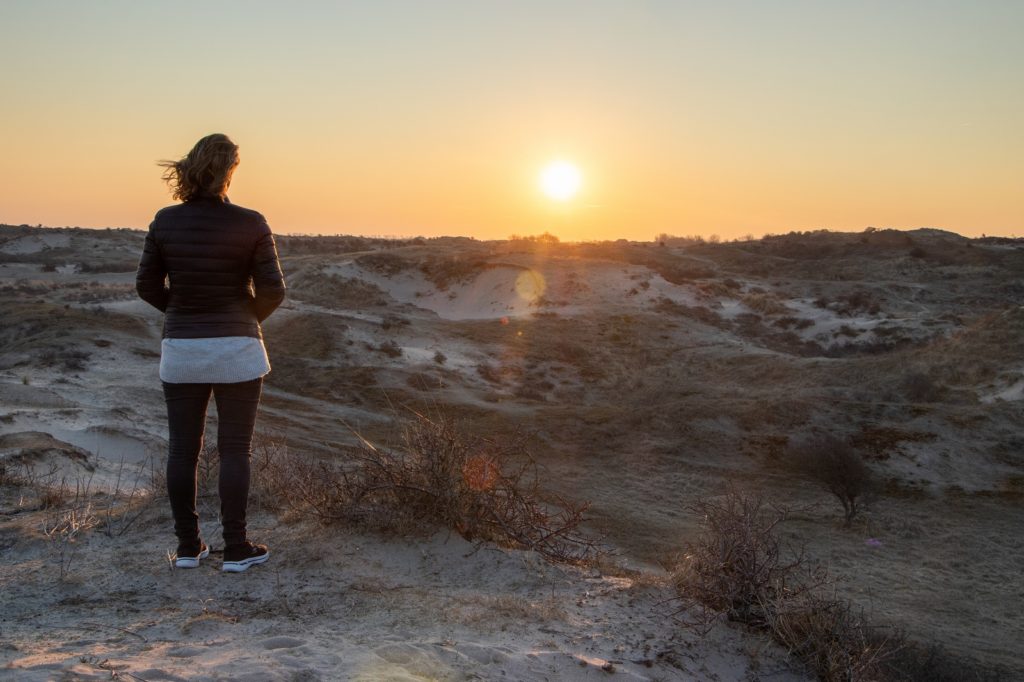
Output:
top-left (788, 434), bottom-right (877, 526)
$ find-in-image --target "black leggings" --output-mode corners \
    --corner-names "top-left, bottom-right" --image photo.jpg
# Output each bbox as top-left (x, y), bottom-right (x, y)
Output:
top-left (163, 378), bottom-right (263, 547)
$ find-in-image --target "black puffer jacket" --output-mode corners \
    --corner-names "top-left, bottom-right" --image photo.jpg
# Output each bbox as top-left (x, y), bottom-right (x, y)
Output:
top-left (136, 196), bottom-right (286, 339)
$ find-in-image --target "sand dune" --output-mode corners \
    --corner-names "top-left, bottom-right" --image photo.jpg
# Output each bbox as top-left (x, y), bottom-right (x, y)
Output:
top-left (2, 224), bottom-right (1022, 678)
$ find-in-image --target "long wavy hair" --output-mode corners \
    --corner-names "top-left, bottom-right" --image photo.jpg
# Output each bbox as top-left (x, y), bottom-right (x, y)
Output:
top-left (158, 134), bottom-right (240, 202)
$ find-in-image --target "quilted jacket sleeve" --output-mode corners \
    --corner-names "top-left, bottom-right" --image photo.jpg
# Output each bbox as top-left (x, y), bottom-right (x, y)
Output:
top-left (136, 225), bottom-right (169, 312)
top-left (251, 217), bottom-right (286, 323)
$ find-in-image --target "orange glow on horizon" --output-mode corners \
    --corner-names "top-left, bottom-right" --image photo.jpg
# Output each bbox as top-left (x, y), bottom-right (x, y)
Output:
top-left (0, 4), bottom-right (1020, 241)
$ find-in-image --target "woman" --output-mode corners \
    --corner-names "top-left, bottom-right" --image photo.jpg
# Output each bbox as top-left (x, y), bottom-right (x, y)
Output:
top-left (136, 133), bottom-right (286, 573)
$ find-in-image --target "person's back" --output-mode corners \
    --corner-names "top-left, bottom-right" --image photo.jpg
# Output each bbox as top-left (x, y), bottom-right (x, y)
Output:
top-left (136, 133), bottom-right (285, 573)
top-left (140, 196), bottom-right (284, 339)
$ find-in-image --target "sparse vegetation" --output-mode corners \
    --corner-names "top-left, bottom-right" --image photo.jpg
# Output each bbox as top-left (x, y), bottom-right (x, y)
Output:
top-left (673, 489), bottom-right (901, 681)
top-left (673, 490), bottom-right (825, 629)
top-left (742, 292), bottom-right (791, 316)
top-left (286, 269), bottom-right (391, 308)
top-left (248, 413), bottom-right (598, 564)
top-left (419, 255), bottom-right (492, 290)
top-left (355, 251), bottom-right (415, 276)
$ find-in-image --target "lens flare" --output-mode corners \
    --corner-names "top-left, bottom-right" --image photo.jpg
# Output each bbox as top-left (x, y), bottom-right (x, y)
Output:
top-left (514, 270), bottom-right (546, 302)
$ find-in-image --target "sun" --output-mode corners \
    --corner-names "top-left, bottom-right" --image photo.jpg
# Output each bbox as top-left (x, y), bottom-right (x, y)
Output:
top-left (539, 161), bottom-right (582, 201)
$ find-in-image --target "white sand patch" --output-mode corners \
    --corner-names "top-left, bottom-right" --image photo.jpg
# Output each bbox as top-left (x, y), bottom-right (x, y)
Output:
top-left (328, 260), bottom-right (705, 321)
top-left (0, 414), bottom-right (162, 491)
top-left (980, 367), bottom-right (1024, 403)
top-left (47, 425), bottom-right (159, 465)
top-left (399, 344), bottom-right (440, 365)
top-left (717, 299), bottom-right (746, 319)
top-left (0, 231), bottom-right (70, 254)
top-left (773, 298), bottom-right (898, 344)
top-left (640, 273), bottom-right (703, 308)
top-left (427, 342), bottom-right (483, 373)
top-left (357, 262), bottom-right (541, 320)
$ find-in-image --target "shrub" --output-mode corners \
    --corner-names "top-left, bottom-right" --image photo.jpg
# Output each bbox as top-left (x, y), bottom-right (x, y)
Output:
top-left (674, 491), bottom-right (826, 629)
top-left (252, 414), bottom-right (599, 564)
top-left (787, 434), bottom-right (878, 526)
top-left (674, 489), bottom-right (900, 681)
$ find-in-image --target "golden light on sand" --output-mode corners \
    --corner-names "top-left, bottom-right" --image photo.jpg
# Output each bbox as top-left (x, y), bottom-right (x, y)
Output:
top-left (539, 161), bottom-right (582, 201)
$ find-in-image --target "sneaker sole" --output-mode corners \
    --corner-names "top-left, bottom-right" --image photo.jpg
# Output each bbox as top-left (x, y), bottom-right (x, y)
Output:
top-left (222, 550), bottom-right (270, 573)
top-left (174, 545), bottom-right (210, 569)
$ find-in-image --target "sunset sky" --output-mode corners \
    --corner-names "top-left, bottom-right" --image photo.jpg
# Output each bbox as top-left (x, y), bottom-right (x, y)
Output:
top-left (1, 1), bottom-right (1021, 241)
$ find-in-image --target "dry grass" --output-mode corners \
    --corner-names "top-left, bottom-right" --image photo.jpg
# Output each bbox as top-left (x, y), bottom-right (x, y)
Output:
top-left (742, 292), bottom-right (792, 316)
top-left (0, 300), bottom-right (147, 362)
top-left (286, 268), bottom-right (391, 308)
top-left (248, 413), bottom-right (600, 564)
top-left (262, 312), bottom-right (338, 360)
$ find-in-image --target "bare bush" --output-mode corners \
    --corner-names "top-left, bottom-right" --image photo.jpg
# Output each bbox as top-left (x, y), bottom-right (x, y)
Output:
top-left (787, 434), bottom-right (878, 526)
top-left (770, 592), bottom-right (903, 681)
top-left (100, 457), bottom-right (158, 537)
top-left (250, 414), bottom-right (599, 564)
top-left (674, 489), bottom-right (901, 680)
top-left (673, 490), bottom-right (826, 630)
top-left (248, 430), bottom-right (300, 514)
